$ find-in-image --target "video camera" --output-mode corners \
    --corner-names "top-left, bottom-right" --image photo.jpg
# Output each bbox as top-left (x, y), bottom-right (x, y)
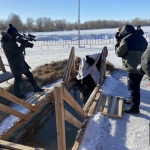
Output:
top-left (16, 33), bottom-right (36, 48)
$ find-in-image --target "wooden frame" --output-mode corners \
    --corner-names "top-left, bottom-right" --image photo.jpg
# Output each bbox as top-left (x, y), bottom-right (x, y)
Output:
top-left (0, 47), bottom-right (109, 150)
top-left (72, 47), bottom-right (108, 150)
top-left (101, 96), bottom-right (124, 119)
top-left (63, 47), bottom-right (76, 85)
top-left (83, 47), bottom-right (108, 114)
top-left (0, 47), bottom-right (79, 149)
top-left (54, 83), bottom-right (87, 150)
top-left (0, 139), bottom-right (43, 150)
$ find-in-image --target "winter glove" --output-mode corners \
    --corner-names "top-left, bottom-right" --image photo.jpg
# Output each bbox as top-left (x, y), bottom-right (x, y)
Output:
top-left (115, 43), bottom-right (120, 49)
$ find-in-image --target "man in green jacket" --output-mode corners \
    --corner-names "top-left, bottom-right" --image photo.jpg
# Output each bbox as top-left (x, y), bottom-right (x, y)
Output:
top-left (1, 24), bottom-right (44, 99)
top-left (115, 24), bottom-right (148, 113)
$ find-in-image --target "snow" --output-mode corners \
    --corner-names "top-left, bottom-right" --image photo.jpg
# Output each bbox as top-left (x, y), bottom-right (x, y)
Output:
top-left (0, 27), bottom-right (150, 149)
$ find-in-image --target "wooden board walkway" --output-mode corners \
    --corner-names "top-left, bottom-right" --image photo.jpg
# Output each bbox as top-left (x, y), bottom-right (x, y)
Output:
top-left (0, 72), bottom-right (13, 83)
top-left (0, 88), bottom-right (54, 140)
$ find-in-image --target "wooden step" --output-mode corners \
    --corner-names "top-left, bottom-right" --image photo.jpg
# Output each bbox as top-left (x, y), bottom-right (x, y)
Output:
top-left (95, 94), bottom-right (123, 119)
top-left (0, 72), bottom-right (13, 83)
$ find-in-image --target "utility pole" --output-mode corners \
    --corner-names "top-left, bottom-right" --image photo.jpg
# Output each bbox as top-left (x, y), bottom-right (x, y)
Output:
top-left (78, 0), bottom-right (80, 47)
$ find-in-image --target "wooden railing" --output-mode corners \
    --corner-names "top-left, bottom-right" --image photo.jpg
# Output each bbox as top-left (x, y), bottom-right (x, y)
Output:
top-left (55, 47), bottom-right (108, 150)
top-left (0, 46), bottom-right (107, 150)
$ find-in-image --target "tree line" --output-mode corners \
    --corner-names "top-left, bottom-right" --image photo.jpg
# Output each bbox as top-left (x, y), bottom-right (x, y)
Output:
top-left (0, 13), bottom-right (150, 32)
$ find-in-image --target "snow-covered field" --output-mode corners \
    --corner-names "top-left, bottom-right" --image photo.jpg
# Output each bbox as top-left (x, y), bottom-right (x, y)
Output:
top-left (0, 26), bottom-right (150, 150)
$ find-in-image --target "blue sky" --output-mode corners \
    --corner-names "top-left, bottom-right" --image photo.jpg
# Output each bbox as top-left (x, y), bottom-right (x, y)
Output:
top-left (0, 0), bottom-right (149, 23)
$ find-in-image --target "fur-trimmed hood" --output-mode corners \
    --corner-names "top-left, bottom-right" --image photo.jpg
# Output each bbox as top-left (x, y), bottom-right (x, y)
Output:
top-left (119, 24), bottom-right (135, 39)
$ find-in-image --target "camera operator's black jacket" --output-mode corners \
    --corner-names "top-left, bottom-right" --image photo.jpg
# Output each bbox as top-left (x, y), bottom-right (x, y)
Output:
top-left (115, 25), bottom-right (148, 73)
top-left (1, 33), bottom-right (30, 76)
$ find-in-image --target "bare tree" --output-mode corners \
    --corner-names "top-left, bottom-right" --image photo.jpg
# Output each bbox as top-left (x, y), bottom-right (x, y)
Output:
top-left (54, 19), bottom-right (67, 31)
top-left (42, 17), bottom-right (55, 31)
top-left (0, 19), bottom-right (8, 30)
top-left (26, 17), bottom-right (34, 30)
top-left (35, 17), bottom-right (43, 31)
top-left (7, 13), bottom-right (23, 31)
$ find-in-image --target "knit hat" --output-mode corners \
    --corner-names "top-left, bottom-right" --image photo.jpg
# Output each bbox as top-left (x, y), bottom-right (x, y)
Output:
top-left (7, 24), bottom-right (18, 36)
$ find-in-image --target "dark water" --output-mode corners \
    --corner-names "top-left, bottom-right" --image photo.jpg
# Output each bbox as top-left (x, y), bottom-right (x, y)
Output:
top-left (22, 84), bottom-right (95, 150)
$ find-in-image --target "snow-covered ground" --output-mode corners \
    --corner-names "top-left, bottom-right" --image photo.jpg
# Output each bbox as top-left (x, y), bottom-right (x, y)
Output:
top-left (0, 27), bottom-right (150, 150)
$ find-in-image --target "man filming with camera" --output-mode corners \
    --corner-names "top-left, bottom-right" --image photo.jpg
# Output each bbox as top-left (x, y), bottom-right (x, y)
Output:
top-left (1, 24), bottom-right (44, 99)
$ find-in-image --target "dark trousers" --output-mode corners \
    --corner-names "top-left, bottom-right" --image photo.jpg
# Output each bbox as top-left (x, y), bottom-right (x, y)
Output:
top-left (127, 72), bottom-right (143, 107)
top-left (14, 71), bottom-right (38, 96)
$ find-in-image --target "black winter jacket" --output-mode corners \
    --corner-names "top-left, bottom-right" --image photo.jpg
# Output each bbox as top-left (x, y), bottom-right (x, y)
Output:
top-left (141, 45), bottom-right (150, 78)
top-left (1, 35), bottom-right (30, 76)
top-left (115, 25), bottom-right (148, 73)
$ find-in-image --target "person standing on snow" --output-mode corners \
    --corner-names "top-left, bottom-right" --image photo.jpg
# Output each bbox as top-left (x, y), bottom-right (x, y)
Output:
top-left (136, 25), bottom-right (144, 35)
top-left (1, 24), bottom-right (44, 99)
top-left (140, 45), bottom-right (150, 80)
top-left (115, 24), bottom-right (148, 113)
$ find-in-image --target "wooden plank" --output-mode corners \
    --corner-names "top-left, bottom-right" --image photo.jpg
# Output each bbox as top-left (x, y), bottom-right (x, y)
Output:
top-left (63, 87), bottom-right (87, 119)
top-left (101, 112), bottom-right (122, 119)
top-left (0, 89), bottom-right (53, 139)
top-left (54, 84), bottom-right (66, 150)
top-left (65, 49), bottom-right (74, 84)
top-left (118, 97), bottom-right (123, 117)
top-left (26, 90), bottom-right (47, 104)
top-left (0, 87), bottom-right (38, 112)
top-left (110, 96), bottom-right (117, 114)
top-left (98, 94), bottom-right (107, 113)
top-left (71, 49), bottom-right (76, 77)
top-left (23, 87), bottom-right (49, 102)
top-left (72, 117), bottom-right (90, 150)
top-left (0, 111), bottom-right (34, 140)
top-left (83, 85), bottom-right (100, 113)
top-left (103, 95), bottom-right (111, 114)
top-left (0, 72), bottom-right (13, 83)
top-left (72, 141), bottom-right (80, 150)
top-left (0, 139), bottom-right (40, 150)
top-left (88, 92), bottom-right (100, 114)
top-left (100, 96), bottom-right (123, 119)
top-left (32, 89), bottom-right (53, 106)
top-left (0, 104), bottom-right (30, 121)
top-left (64, 109), bottom-right (82, 129)
top-left (63, 47), bottom-right (74, 85)
top-left (98, 47), bottom-right (107, 85)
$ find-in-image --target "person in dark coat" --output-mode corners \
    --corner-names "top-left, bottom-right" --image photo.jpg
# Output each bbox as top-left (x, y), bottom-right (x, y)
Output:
top-left (115, 24), bottom-right (148, 113)
top-left (141, 45), bottom-right (150, 79)
top-left (1, 24), bottom-right (44, 99)
top-left (137, 25), bottom-right (144, 35)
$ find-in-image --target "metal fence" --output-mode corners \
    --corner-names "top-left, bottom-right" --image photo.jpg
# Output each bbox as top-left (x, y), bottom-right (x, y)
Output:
top-left (32, 32), bottom-right (150, 49)
top-left (0, 32), bottom-right (150, 51)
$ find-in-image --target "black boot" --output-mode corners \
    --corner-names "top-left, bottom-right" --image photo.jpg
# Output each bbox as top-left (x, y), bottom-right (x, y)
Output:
top-left (124, 99), bottom-right (132, 104)
top-left (33, 87), bottom-right (44, 92)
top-left (123, 106), bottom-right (140, 114)
top-left (15, 94), bottom-right (26, 99)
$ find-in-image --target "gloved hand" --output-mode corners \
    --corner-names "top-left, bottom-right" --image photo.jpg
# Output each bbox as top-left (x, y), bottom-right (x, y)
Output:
top-left (115, 43), bottom-right (120, 49)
